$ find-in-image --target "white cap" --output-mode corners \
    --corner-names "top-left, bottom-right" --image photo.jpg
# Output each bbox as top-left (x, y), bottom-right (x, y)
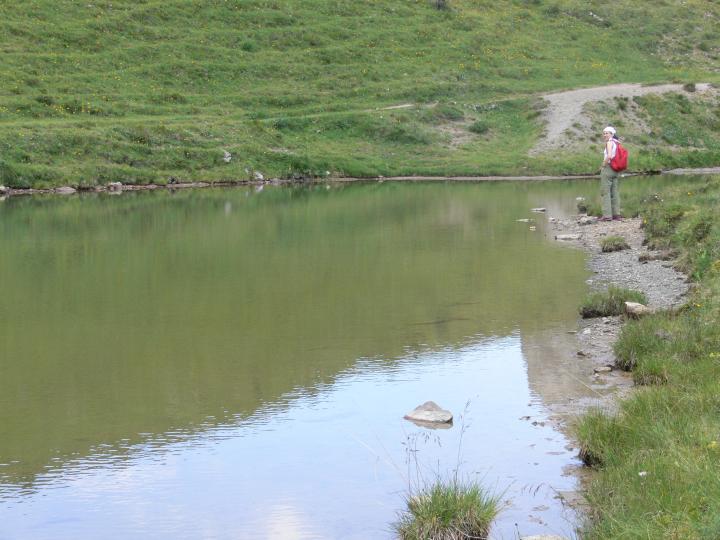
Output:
top-left (603, 126), bottom-right (616, 135)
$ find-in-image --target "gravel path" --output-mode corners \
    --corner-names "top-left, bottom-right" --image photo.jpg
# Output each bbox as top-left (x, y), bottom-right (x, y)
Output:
top-left (530, 83), bottom-right (713, 155)
top-left (545, 215), bottom-right (690, 420)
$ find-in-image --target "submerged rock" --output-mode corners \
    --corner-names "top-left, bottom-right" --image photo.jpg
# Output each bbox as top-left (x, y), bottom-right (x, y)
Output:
top-left (531, 207), bottom-right (547, 213)
top-left (404, 401), bottom-right (453, 427)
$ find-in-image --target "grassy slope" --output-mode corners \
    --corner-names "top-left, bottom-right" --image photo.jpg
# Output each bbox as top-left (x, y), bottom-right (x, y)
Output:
top-left (1, 0), bottom-right (719, 187)
top-left (576, 174), bottom-right (720, 539)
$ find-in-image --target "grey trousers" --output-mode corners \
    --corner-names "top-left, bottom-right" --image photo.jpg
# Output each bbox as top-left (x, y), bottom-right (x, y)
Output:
top-left (600, 166), bottom-right (620, 217)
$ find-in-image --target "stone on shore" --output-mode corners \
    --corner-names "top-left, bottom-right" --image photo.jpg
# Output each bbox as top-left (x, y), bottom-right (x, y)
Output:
top-left (55, 186), bottom-right (77, 194)
top-left (107, 182), bottom-right (123, 192)
top-left (555, 234), bottom-right (581, 241)
top-left (625, 301), bottom-right (653, 318)
top-left (594, 366), bottom-right (613, 373)
top-left (531, 207), bottom-right (547, 212)
top-left (578, 215), bottom-right (598, 225)
top-left (404, 401), bottom-right (453, 426)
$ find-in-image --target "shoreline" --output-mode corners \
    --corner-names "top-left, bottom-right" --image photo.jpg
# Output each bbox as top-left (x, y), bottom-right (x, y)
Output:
top-left (543, 214), bottom-right (690, 537)
top-left (2, 167), bottom-right (720, 199)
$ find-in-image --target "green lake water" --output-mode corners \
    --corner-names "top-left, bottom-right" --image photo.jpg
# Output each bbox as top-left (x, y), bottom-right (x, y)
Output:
top-left (0, 179), bottom-right (672, 539)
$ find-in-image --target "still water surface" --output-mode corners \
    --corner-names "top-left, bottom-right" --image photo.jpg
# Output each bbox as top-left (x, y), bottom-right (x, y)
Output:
top-left (0, 179), bottom-right (669, 539)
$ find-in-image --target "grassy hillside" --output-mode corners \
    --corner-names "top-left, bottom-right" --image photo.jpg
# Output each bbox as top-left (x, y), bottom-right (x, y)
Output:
top-left (1, 0), bottom-right (719, 187)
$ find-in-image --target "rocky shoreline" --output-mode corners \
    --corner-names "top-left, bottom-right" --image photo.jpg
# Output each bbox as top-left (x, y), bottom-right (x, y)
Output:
top-left (549, 215), bottom-right (689, 418)
top-left (532, 215), bottom-right (690, 539)
top-left (2, 167), bottom-right (720, 199)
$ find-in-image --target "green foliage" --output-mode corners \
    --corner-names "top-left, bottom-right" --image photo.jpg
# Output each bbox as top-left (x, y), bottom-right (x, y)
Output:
top-left (632, 356), bottom-right (669, 385)
top-left (579, 285), bottom-right (647, 318)
top-left (578, 173), bottom-right (720, 539)
top-left (0, 0), bottom-right (719, 187)
top-left (600, 235), bottom-right (630, 252)
top-left (575, 408), bottom-right (623, 468)
top-left (394, 479), bottom-right (499, 540)
top-left (469, 120), bottom-right (490, 135)
top-left (0, 159), bottom-right (20, 187)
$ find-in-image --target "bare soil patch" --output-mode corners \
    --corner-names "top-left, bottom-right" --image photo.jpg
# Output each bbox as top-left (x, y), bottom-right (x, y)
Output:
top-left (530, 83), bottom-right (714, 156)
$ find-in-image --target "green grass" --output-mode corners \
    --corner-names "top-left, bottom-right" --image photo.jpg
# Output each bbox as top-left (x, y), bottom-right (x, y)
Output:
top-left (1, 0), bottom-right (720, 187)
top-left (600, 235), bottom-right (630, 252)
top-left (576, 173), bottom-right (720, 539)
top-left (394, 479), bottom-right (500, 540)
top-left (580, 285), bottom-right (647, 318)
top-left (600, 234), bottom-right (630, 253)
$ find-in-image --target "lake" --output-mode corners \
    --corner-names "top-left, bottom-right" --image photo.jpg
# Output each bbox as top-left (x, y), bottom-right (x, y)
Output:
top-left (0, 178), bottom-right (670, 539)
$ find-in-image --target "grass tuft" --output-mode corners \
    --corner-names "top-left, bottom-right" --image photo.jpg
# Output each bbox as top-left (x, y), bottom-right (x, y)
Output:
top-left (600, 235), bottom-right (630, 252)
top-left (632, 357), bottom-right (669, 385)
top-left (580, 285), bottom-right (647, 318)
top-left (395, 479), bottom-right (500, 540)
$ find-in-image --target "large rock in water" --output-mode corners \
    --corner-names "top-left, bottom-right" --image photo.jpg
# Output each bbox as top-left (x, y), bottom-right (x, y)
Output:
top-left (404, 401), bottom-right (453, 427)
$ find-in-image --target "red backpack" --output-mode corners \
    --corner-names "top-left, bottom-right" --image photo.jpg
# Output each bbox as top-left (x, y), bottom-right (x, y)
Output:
top-left (610, 140), bottom-right (628, 172)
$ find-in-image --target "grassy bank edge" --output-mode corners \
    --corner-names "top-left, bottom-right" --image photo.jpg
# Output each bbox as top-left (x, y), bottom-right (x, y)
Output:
top-left (574, 174), bottom-right (720, 538)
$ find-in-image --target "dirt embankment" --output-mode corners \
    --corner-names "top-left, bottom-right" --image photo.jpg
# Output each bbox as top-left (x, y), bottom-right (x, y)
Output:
top-left (530, 82), bottom-right (715, 156)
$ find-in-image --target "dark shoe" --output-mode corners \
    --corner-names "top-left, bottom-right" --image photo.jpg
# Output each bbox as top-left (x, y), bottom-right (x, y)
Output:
top-left (613, 214), bottom-right (623, 221)
top-left (599, 216), bottom-right (612, 222)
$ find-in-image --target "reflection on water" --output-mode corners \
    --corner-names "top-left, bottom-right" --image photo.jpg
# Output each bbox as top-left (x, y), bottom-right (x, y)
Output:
top-left (2, 336), bottom-right (579, 540)
top-left (0, 178), bottom-right (671, 539)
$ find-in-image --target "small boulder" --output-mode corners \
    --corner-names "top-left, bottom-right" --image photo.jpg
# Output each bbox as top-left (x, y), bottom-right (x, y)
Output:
top-left (107, 182), bottom-right (123, 192)
top-left (254, 171), bottom-right (265, 181)
top-left (0, 185), bottom-right (8, 194)
top-left (625, 302), bottom-right (653, 318)
top-left (404, 401), bottom-right (453, 427)
top-left (594, 366), bottom-right (613, 373)
top-left (223, 150), bottom-right (232, 163)
top-left (555, 234), bottom-right (581, 241)
top-left (55, 186), bottom-right (77, 195)
top-left (531, 207), bottom-right (547, 213)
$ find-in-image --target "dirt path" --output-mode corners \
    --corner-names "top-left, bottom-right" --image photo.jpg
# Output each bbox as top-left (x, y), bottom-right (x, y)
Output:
top-left (530, 82), bottom-right (713, 155)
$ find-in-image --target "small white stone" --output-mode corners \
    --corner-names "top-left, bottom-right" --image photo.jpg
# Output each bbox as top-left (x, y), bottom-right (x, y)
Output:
top-left (594, 366), bottom-right (613, 373)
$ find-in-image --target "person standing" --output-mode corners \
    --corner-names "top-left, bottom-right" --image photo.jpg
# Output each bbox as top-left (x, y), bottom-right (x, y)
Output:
top-left (599, 126), bottom-right (622, 221)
